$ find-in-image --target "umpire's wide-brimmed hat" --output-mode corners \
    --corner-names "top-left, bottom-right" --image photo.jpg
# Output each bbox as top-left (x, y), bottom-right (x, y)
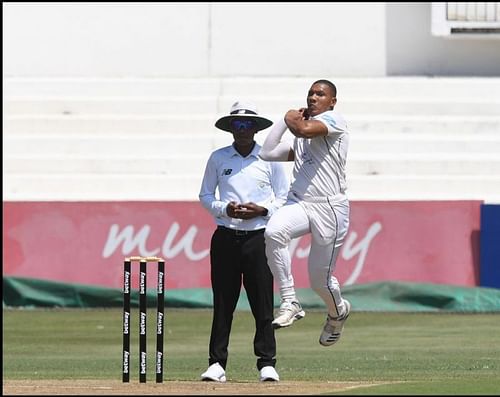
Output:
top-left (215, 101), bottom-right (273, 132)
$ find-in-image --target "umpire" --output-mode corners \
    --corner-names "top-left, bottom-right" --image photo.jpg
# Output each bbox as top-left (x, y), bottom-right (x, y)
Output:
top-left (199, 101), bottom-right (289, 382)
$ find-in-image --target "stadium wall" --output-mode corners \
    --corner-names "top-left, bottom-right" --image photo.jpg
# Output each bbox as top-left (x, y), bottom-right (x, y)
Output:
top-left (3, 3), bottom-right (500, 78)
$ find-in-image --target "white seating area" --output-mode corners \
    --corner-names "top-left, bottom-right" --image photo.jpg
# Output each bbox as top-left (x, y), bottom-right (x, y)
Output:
top-left (4, 77), bottom-right (500, 202)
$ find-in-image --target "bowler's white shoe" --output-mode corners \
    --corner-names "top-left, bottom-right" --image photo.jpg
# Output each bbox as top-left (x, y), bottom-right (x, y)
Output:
top-left (259, 366), bottom-right (280, 382)
top-left (319, 300), bottom-right (351, 347)
top-left (272, 300), bottom-right (305, 329)
top-left (201, 362), bottom-right (226, 382)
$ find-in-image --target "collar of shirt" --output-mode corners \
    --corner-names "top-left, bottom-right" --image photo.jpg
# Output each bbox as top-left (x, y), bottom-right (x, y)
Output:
top-left (229, 142), bottom-right (261, 159)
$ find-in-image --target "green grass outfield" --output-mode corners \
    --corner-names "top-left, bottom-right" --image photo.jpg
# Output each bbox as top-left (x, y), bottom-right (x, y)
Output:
top-left (3, 308), bottom-right (500, 395)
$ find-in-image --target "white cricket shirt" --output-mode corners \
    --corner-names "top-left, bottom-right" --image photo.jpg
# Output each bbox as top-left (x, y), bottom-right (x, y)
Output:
top-left (199, 142), bottom-right (290, 230)
top-left (290, 110), bottom-right (349, 199)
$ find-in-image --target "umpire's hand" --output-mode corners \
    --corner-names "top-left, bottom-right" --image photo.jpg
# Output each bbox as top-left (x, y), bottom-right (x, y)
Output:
top-left (227, 201), bottom-right (267, 219)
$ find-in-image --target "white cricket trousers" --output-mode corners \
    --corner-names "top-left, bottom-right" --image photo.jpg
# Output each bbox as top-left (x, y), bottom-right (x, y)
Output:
top-left (264, 193), bottom-right (350, 318)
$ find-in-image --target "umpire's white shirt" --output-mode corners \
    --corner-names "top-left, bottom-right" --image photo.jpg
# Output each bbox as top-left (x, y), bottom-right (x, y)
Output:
top-left (199, 142), bottom-right (290, 231)
top-left (291, 110), bottom-right (349, 199)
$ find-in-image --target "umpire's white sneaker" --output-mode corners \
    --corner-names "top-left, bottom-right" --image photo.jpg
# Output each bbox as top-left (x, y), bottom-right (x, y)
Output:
top-left (201, 363), bottom-right (226, 382)
top-left (272, 300), bottom-right (305, 329)
top-left (319, 300), bottom-right (351, 347)
top-left (259, 366), bottom-right (280, 382)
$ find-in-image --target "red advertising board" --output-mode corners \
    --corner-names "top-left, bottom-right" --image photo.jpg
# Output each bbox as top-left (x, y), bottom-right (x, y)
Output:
top-left (3, 201), bottom-right (481, 289)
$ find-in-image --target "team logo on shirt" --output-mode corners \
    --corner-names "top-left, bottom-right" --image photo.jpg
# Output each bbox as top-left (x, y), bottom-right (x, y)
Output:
top-left (222, 169), bottom-right (233, 176)
top-left (300, 150), bottom-right (314, 165)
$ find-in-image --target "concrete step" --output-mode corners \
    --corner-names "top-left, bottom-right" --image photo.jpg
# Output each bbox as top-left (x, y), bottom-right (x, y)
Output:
top-left (5, 96), bottom-right (499, 116)
top-left (5, 114), bottom-right (500, 134)
top-left (347, 175), bottom-right (500, 202)
top-left (3, 133), bottom-right (234, 155)
top-left (3, 155), bottom-right (210, 175)
top-left (345, 154), bottom-right (500, 175)
top-left (5, 154), bottom-right (499, 176)
top-left (3, 77), bottom-right (222, 97)
top-left (4, 174), bottom-right (500, 202)
top-left (6, 132), bottom-right (500, 156)
top-left (349, 133), bottom-right (500, 153)
top-left (2, 174), bottom-right (204, 201)
top-left (3, 97), bottom-right (218, 116)
top-left (5, 77), bottom-right (500, 100)
top-left (219, 77), bottom-right (500, 100)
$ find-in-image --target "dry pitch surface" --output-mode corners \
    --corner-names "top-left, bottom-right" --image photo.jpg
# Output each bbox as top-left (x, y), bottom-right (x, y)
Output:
top-left (3, 379), bottom-right (389, 395)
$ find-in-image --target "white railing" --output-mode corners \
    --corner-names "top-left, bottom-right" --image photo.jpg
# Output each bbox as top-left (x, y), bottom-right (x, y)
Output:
top-left (431, 2), bottom-right (500, 36)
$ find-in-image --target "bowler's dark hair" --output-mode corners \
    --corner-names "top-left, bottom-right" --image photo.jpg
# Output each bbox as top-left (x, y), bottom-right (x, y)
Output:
top-left (313, 79), bottom-right (337, 97)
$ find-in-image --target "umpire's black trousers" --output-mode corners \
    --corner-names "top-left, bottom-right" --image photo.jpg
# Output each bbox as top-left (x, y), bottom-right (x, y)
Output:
top-left (208, 226), bottom-right (276, 371)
